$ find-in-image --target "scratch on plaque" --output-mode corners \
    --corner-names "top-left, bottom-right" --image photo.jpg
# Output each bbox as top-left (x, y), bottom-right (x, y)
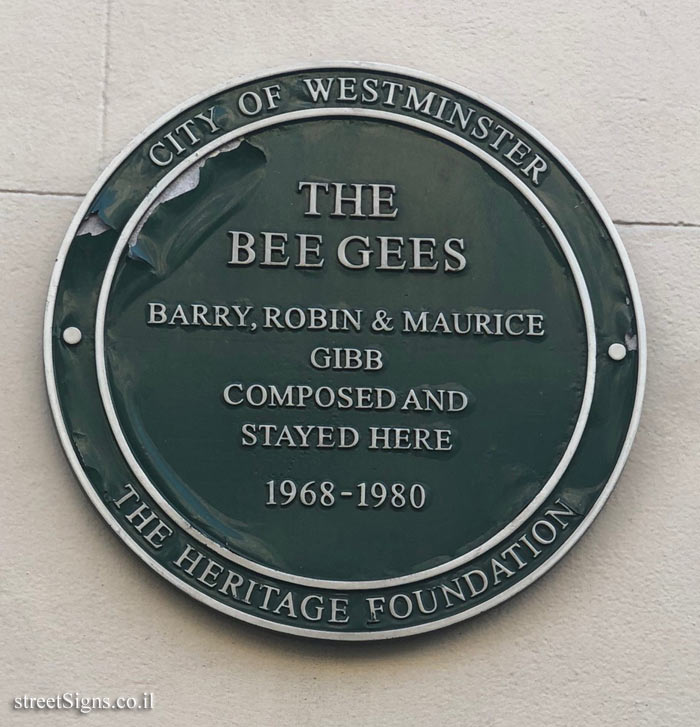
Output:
top-left (127, 140), bottom-right (248, 251)
top-left (625, 333), bottom-right (638, 351)
top-left (125, 138), bottom-right (267, 276)
top-left (126, 164), bottom-right (203, 261)
top-left (77, 213), bottom-right (113, 237)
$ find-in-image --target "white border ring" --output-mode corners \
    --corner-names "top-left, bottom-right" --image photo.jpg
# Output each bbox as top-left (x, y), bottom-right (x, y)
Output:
top-left (94, 108), bottom-right (597, 590)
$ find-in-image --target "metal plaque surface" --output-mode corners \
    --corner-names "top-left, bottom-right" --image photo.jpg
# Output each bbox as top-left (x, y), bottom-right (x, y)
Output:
top-left (45, 63), bottom-right (645, 639)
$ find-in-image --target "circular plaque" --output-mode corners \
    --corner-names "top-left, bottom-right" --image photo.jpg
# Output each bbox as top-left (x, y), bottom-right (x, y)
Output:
top-left (45, 63), bottom-right (645, 639)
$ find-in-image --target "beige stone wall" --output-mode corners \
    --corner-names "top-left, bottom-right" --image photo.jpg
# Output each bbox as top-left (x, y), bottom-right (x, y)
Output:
top-left (1, 1), bottom-right (698, 724)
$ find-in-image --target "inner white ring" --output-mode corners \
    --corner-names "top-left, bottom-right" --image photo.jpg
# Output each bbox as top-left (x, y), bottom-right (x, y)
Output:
top-left (95, 108), bottom-right (597, 590)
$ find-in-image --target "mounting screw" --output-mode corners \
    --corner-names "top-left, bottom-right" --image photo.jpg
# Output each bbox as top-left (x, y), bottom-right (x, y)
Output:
top-left (62, 326), bottom-right (82, 345)
top-left (608, 342), bottom-right (627, 361)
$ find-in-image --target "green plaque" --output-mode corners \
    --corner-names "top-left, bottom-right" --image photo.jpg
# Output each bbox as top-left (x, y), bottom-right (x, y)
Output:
top-left (45, 64), bottom-right (645, 639)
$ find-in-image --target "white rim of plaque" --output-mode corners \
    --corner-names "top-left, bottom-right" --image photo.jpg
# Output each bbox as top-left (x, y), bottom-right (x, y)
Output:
top-left (44, 62), bottom-right (647, 640)
top-left (94, 108), bottom-right (597, 590)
